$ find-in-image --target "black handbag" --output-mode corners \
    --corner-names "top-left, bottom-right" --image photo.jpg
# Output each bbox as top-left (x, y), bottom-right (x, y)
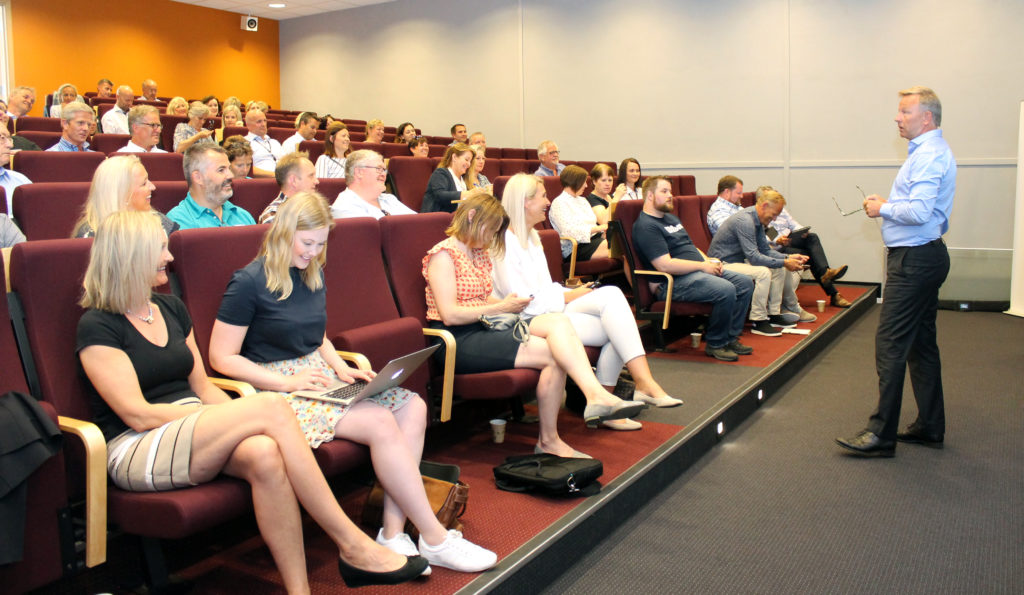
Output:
top-left (493, 453), bottom-right (602, 497)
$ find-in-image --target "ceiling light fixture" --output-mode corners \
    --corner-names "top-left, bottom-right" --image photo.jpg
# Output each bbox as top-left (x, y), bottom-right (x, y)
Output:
top-left (268, 3), bottom-right (286, 7)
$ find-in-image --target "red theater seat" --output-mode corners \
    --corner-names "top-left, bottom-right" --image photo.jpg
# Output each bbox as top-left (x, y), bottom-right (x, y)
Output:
top-left (112, 151), bottom-right (184, 182)
top-left (14, 130), bottom-right (61, 151)
top-left (11, 151), bottom-right (106, 183)
top-left (387, 156), bottom-right (434, 211)
top-left (11, 182), bottom-right (89, 240)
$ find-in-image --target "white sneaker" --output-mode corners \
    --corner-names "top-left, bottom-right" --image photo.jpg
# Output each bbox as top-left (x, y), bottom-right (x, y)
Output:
top-left (418, 529), bottom-right (497, 572)
top-left (376, 528), bottom-right (431, 576)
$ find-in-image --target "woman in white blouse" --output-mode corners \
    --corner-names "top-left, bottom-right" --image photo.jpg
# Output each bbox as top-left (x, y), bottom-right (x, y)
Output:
top-left (315, 121), bottom-right (351, 179)
top-left (616, 158), bottom-right (643, 201)
top-left (493, 174), bottom-right (682, 427)
top-left (548, 165), bottom-right (608, 262)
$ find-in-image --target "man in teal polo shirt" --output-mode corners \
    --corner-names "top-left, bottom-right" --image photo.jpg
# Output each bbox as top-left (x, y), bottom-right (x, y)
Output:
top-left (168, 144), bottom-right (255, 230)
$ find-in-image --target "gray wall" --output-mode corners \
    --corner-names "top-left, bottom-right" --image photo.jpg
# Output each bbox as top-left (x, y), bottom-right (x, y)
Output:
top-left (280, 0), bottom-right (1023, 287)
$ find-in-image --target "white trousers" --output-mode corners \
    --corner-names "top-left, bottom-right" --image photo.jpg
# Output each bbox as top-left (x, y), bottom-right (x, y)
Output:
top-left (562, 286), bottom-right (645, 386)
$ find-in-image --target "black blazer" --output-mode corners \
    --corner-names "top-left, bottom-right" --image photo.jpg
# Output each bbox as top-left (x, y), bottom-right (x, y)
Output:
top-left (421, 168), bottom-right (461, 213)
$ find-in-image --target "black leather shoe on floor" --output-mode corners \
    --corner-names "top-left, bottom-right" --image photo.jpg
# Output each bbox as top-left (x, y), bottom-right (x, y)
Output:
top-left (896, 424), bottom-right (944, 448)
top-left (835, 430), bottom-right (895, 457)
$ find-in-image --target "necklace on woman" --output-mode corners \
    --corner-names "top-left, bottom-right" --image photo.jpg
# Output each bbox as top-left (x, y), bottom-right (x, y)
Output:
top-left (127, 302), bottom-right (155, 324)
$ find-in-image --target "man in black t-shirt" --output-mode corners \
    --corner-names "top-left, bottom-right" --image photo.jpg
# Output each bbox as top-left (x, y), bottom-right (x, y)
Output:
top-left (632, 176), bottom-right (755, 361)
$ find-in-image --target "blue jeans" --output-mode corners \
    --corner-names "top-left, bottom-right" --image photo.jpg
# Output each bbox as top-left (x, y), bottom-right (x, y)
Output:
top-left (658, 269), bottom-right (753, 348)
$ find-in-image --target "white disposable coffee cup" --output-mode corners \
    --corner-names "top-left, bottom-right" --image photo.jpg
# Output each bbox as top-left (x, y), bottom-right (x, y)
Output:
top-left (816, 299), bottom-right (826, 313)
top-left (490, 418), bottom-right (507, 443)
top-left (690, 332), bottom-right (701, 348)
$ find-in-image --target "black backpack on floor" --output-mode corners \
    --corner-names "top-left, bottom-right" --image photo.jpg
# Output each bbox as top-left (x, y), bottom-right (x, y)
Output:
top-left (493, 453), bottom-right (603, 497)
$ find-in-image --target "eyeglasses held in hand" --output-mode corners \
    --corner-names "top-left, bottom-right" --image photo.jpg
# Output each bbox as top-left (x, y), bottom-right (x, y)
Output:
top-left (832, 185), bottom-right (866, 216)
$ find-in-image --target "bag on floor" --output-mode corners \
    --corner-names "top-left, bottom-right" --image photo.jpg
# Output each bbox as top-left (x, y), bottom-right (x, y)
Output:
top-left (493, 453), bottom-right (602, 497)
top-left (362, 460), bottom-right (468, 539)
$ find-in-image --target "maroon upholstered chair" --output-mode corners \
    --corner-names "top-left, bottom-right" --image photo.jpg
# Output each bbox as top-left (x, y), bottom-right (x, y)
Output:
top-left (611, 199), bottom-right (712, 350)
top-left (222, 125), bottom-right (248, 141)
top-left (501, 147), bottom-right (526, 159)
top-left (480, 157), bottom-right (500, 182)
top-left (169, 224), bottom-right (368, 477)
top-left (499, 158), bottom-right (530, 176)
top-left (525, 149), bottom-right (539, 160)
top-left (150, 180), bottom-right (189, 214)
top-left (298, 139), bottom-right (325, 163)
top-left (10, 151), bottom-right (106, 183)
top-left (387, 156), bottom-right (435, 212)
top-left (348, 131), bottom-right (366, 142)
top-left (677, 195), bottom-right (713, 254)
top-left (112, 151), bottom-right (184, 182)
top-left (492, 175), bottom-right (511, 201)
top-left (13, 116), bottom-right (62, 133)
top-left (227, 178), bottom-right (279, 220)
top-left (8, 239), bottom-right (252, 592)
top-left (379, 213), bottom-right (541, 422)
top-left (740, 191), bottom-right (755, 208)
top-left (317, 177), bottom-right (347, 201)
top-left (91, 133), bottom-right (131, 154)
top-left (158, 115), bottom-right (188, 151)
top-left (697, 194), bottom-right (719, 245)
top-left (0, 264), bottom-right (76, 593)
top-left (15, 130), bottom-right (61, 150)
top-left (671, 175), bottom-right (697, 196)
top-left (484, 147), bottom-right (501, 159)
top-left (267, 127), bottom-right (293, 144)
top-left (427, 144), bottom-right (446, 157)
top-left (12, 182), bottom-right (90, 240)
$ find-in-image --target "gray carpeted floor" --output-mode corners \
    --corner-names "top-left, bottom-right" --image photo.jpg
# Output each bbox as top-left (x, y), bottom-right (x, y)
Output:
top-left (541, 307), bottom-right (1024, 594)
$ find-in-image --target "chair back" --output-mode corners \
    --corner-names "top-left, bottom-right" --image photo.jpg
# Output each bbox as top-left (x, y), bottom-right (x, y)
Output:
top-left (379, 212), bottom-right (453, 323)
top-left (11, 151), bottom-right (106, 183)
top-left (12, 182), bottom-right (90, 240)
top-left (228, 178), bottom-right (280, 220)
top-left (298, 139), bottom-right (325, 163)
top-left (499, 158), bottom-right (529, 176)
top-left (150, 181), bottom-right (189, 215)
top-left (610, 199), bottom-right (658, 306)
top-left (676, 195), bottom-right (713, 254)
top-left (14, 116), bottom-right (62, 133)
top-left (15, 130), bottom-right (62, 151)
top-left (537, 229), bottom-right (565, 283)
top-left (387, 156), bottom-right (435, 212)
top-left (316, 178), bottom-right (346, 201)
top-left (92, 134), bottom-right (131, 154)
top-left (112, 152), bottom-right (184, 182)
top-left (158, 115), bottom-right (188, 151)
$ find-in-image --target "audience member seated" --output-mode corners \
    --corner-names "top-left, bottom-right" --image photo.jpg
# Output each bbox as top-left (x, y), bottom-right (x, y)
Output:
top-left (245, 109), bottom-right (283, 178)
top-left (315, 122), bottom-right (351, 179)
top-left (424, 196), bottom-right (644, 456)
top-left (282, 111), bottom-right (319, 155)
top-left (217, 105), bottom-right (242, 143)
top-left (421, 143), bottom-right (486, 213)
top-left (534, 140), bottom-right (565, 176)
top-left (71, 155), bottom-right (178, 238)
top-left (330, 149), bottom-right (414, 219)
top-left (407, 136), bottom-right (429, 158)
top-left (119, 105), bottom-right (167, 153)
top-left (494, 173), bottom-right (680, 423)
top-left (632, 176), bottom-right (755, 362)
top-left (208, 193), bottom-right (496, 574)
top-left (139, 79), bottom-right (159, 101)
top-left (46, 102), bottom-right (95, 152)
top-left (167, 144), bottom-right (255, 229)
top-left (173, 102), bottom-right (216, 153)
top-left (259, 152), bottom-right (319, 223)
top-left (364, 119), bottom-right (385, 144)
top-left (468, 145), bottom-right (491, 190)
top-left (77, 210), bottom-right (425, 590)
top-left (587, 163), bottom-right (626, 227)
top-left (616, 158), bottom-right (643, 201)
top-left (395, 122), bottom-right (417, 144)
top-left (0, 102), bottom-right (40, 152)
top-left (707, 188), bottom-right (809, 337)
top-left (96, 78), bottom-right (114, 99)
top-left (0, 211), bottom-right (24, 247)
top-left (321, 114), bottom-right (337, 129)
top-left (706, 175), bottom-right (744, 236)
top-left (48, 83), bottom-right (79, 119)
top-left (548, 165), bottom-right (608, 262)
top-left (757, 184), bottom-right (851, 309)
top-left (223, 96), bottom-right (243, 114)
top-left (468, 132), bottom-right (486, 149)
top-left (166, 96), bottom-right (188, 117)
top-left (100, 86), bottom-right (134, 135)
top-left (0, 126), bottom-right (31, 213)
top-left (450, 123), bottom-right (467, 145)
top-left (6, 86), bottom-right (36, 120)
top-left (202, 95), bottom-right (220, 117)
top-left (224, 135), bottom-right (254, 179)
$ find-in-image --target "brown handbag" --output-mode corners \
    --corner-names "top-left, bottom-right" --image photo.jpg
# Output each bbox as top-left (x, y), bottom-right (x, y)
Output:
top-left (361, 475), bottom-right (469, 540)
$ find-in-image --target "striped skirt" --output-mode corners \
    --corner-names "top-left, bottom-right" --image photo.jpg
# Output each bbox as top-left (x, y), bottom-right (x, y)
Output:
top-left (106, 396), bottom-right (205, 492)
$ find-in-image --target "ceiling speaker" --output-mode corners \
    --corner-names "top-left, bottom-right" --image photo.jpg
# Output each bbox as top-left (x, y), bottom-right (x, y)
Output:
top-left (241, 15), bottom-right (259, 32)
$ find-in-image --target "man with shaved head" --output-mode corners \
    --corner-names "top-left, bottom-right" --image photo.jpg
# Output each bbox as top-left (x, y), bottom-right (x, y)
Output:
top-left (100, 85), bottom-right (134, 134)
top-left (140, 79), bottom-right (158, 101)
top-left (244, 109), bottom-right (283, 178)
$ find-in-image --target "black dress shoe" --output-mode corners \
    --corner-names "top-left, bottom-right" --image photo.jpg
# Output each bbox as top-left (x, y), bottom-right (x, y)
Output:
top-left (896, 424), bottom-right (944, 448)
top-left (338, 555), bottom-right (429, 588)
top-left (835, 430), bottom-right (895, 457)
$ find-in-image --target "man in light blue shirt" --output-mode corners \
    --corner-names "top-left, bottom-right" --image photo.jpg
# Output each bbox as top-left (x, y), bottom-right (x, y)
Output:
top-left (45, 102), bottom-right (95, 152)
top-left (168, 144), bottom-right (255, 230)
top-left (706, 175), bottom-right (743, 236)
top-left (534, 140), bottom-right (565, 177)
top-left (0, 126), bottom-right (31, 215)
top-left (837, 86), bottom-right (955, 457)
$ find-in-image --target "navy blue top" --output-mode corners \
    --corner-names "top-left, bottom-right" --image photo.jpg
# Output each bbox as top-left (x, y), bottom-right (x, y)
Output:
top-left (632, 211), bottom-right (703, 270)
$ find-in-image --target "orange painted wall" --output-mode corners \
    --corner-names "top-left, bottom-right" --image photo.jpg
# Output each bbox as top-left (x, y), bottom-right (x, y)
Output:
top-left (9, 0), bottom-right (280, 116)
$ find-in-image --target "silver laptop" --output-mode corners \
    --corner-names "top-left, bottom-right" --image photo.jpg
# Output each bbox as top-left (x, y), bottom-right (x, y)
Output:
top-left (293, 344), bottom-right (439, 406)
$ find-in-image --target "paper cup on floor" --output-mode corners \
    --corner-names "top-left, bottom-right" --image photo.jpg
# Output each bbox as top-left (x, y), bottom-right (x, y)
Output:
top-left (816, 299), bottom-right (826, 313)
top-left (690, 332), bottom-right (701, 348)
top-left (490, 419), bottom-right (507, 443)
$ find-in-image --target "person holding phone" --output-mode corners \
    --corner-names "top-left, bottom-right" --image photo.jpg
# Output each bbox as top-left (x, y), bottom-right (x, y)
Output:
top-left (173, 102), bottom-right (215, 153)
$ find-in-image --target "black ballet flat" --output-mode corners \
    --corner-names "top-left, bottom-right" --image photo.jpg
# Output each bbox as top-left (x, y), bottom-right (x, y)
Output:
top-left (338, 554), bottom-right (429, 588)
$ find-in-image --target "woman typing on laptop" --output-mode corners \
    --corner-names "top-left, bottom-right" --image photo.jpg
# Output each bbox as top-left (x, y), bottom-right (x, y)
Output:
top-left (208, 192), bottom-right (496, 574)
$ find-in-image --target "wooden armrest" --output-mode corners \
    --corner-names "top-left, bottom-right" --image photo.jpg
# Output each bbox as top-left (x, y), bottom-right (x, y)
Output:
top-left (422, 327), bottom-right (456, 422)
top-left (56, 416), bottom-right (107, 567)
top-left (210, 377), bottom-right (257, 396)
top-left (560, 235), bottom-right (579, 279)
top-left (2, 246), bottom-right (11, 290)
top-left (634, 269), bottom-right (675, 329)
top-left (336, 350), bottom-right (372, 371)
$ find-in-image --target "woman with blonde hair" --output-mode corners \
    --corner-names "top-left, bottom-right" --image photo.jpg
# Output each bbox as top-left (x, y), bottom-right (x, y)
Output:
top-left (77, 210), bottom-right (426, 591)
top-left (423, 195), bottom-right (644, 455)
top-left (209, 193), bottom-right (496, 574)
top-left (72, 155), bottom-right (178, 238)
top-left (467, 145), bottom-right (493, 192)
top-left (173, 102), bottom-right (215, 153)
top-left (421, 143), bottom-right (487, 213)
top-left (165, 96), bottom-right (188, 117)
top-left (494, 174), bottom-right (681, 427)
top-left (315, 121), bottom-right (351, 179)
